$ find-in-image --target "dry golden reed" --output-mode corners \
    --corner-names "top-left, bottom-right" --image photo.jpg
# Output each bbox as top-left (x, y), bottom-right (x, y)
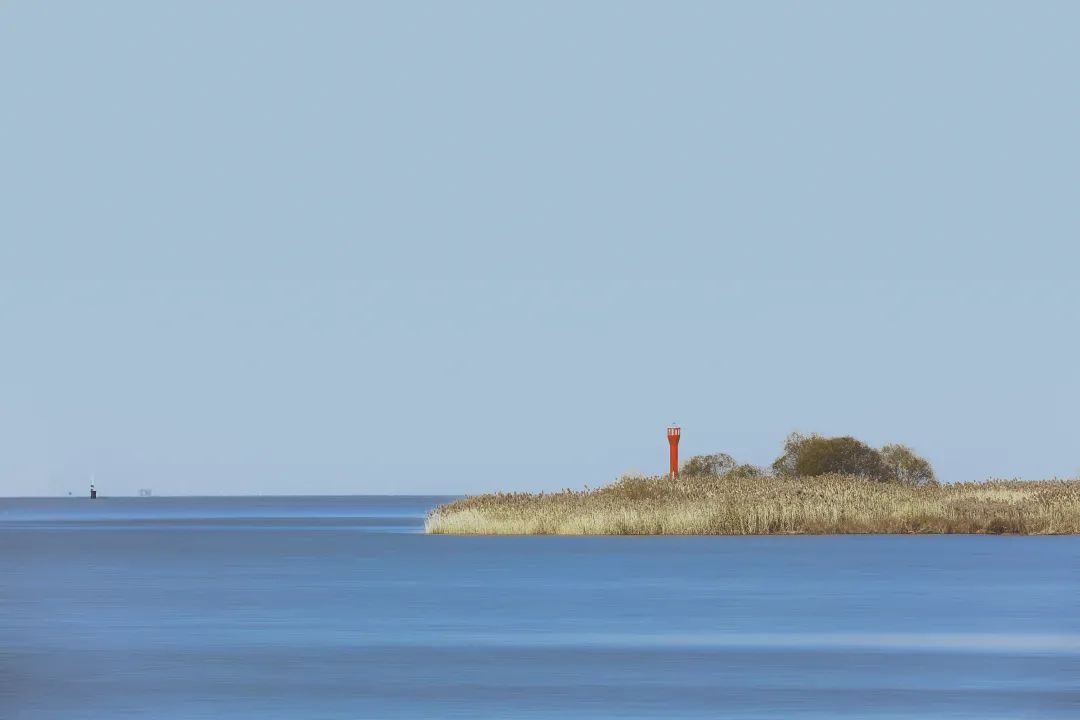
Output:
top-left (425, 474), bottom-right (1080, 535)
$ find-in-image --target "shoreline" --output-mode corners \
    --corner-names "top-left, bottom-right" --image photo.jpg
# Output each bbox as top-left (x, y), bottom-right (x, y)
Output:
top-left (425, 475), bottom-right (1080, 536)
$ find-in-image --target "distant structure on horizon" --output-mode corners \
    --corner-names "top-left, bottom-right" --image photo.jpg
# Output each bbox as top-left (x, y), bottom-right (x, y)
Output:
top-left (138, 489), bottom-right (153, 497)
top-left (667, 424), bottom-right (681, 479)
top-left (89, 482), bottom-right (97, 500)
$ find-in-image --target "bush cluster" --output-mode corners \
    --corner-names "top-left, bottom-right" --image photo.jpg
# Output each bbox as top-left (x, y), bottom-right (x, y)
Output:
top-left (681, 432), bottom-right (936, 486)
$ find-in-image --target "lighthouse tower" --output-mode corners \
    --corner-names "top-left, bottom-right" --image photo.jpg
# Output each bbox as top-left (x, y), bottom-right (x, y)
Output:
top-left (667, 425), bottom-right (681, 479)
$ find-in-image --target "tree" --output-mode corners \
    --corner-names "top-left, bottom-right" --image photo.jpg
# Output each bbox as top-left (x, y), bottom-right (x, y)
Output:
top-left (729, 463), bottom-right (764, 479)
top-left (681, 453), bottom-right (738, 477)
top-left (881, 444), bottom-right (937, 486)
top-left (772, 433), bottom-right (892, 482)
top-left (771, 432), bottom-right (812, 477)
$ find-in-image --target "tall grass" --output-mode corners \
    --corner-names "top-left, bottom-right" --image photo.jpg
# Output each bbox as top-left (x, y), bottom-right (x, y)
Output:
top-left (425, 474), bottom-right (1080, 535)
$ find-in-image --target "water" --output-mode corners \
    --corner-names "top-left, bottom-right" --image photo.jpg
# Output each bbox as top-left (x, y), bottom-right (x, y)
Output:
top-left (2, 496), bottom-right (1077, 719)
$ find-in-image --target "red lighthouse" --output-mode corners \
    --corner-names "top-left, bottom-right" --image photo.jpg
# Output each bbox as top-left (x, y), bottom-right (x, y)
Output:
top-left (667, 425), bottom-right (680, 478)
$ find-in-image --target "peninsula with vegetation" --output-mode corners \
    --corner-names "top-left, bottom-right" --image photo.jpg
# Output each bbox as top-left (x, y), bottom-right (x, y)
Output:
top-left (426, 433), bottom-right (1080, 535)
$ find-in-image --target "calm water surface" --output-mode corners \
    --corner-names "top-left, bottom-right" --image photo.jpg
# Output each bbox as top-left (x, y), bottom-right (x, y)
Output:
top-left (2, 496), bottom-right (1077, 719)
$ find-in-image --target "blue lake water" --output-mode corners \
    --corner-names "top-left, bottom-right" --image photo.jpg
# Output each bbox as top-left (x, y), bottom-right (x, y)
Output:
top-left (1, 496), bottom-right (1077, 719)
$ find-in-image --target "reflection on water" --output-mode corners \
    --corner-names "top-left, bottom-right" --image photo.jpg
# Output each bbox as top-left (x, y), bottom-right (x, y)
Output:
top-left (1, 496), bottom-right (1077, 719)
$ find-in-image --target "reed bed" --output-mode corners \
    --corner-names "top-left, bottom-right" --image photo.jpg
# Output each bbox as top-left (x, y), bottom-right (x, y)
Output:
top-left (425, 474), bottom-right (1080, 535)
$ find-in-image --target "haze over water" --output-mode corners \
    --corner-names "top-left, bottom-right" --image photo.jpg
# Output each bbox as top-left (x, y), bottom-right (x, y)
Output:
top-left (2, 496), bottom-right (1076, 719)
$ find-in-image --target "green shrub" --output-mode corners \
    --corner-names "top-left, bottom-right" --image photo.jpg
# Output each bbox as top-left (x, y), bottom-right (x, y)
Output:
top-left (881, 444), bottom-right (937, 486)
top-left (773, 433), bottom-right (890, 482)
top-left (681, 453), bottom-right (738, 477)
top-left (728, 463), bottom-right (764, 479)
top-left (771, 432), bottom-right (810, 477)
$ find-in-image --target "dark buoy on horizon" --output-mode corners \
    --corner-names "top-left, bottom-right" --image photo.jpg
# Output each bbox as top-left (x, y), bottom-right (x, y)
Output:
top-left (90, 483), bottom-right (97, 500)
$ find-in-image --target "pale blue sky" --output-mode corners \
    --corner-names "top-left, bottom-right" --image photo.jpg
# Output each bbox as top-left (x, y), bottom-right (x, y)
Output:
top-left (1, 2), bottom-right (1077, 496)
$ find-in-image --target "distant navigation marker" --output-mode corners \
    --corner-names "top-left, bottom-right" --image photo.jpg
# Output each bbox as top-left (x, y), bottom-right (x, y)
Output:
top-left (90, 482), bottom-right (97, 500)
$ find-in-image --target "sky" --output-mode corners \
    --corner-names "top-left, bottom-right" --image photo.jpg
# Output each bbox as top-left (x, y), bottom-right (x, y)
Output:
top-left (1, 2), bottom-right (1077, 496)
